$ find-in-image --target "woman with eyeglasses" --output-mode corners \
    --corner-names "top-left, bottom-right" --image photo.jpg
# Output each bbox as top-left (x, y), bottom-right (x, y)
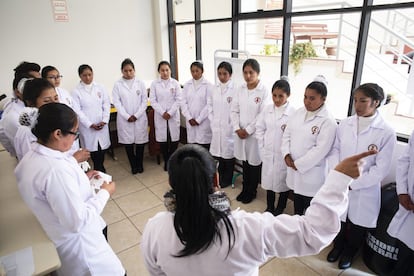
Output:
top-left (72, 64), bottom-right (111, 173)
top-left (141, 144), bottom-right (376, 275)
top-left (41, 65), bottom-right (72, 107)
top-left (14, 78), bottom-right (89, 163)
top-left (15, 102), bottom-right (125, 275)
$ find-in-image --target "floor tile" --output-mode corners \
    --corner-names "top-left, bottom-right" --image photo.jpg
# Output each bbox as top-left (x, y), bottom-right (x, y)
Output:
top-left (117, 244), bottom-right (150, 276)
top-left (134, 166), bottom-right (168, 187)
top-left (111, 175), bottom-right (146, 199)
top-left (114, 189), bottom-right (162, 217)
top-left (148, 181), bottom-right (170, 201)
top-left (259, 256), bottom-right (322, 276)
top-left (101, 200), bottom-right (126, 225)
top-left (106, 163), bottom-right (133, 181)
top-left (108, 218), bottom-right (141, 253)
top-left (129, 205), bottom-right (166, 234)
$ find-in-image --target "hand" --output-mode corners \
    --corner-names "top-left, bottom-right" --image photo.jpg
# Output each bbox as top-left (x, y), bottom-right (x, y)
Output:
top-left (162, 112), bottom-right (171, 120)
top-left (398, 194), bottom-right (414, 211)
top-left (284, 154), bottom-right (297, 171)
top-left (86, 170), bottom-right (100, 180)
top-left (73, 148), bottom-right (90, 163)
top-left (101, 181), bottom-right (116, 196)
top-left (127, 115), bottom-right (137, 122)
top-left (334, 150), bottom-right (377, 179)
top-left (189, 119), bottom-right (199, 126)
top-left (236, 129), bottom-right (248, 139)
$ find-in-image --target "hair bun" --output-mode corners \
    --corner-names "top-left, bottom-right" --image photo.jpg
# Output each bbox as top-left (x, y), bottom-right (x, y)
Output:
top-left (313, 75), bottom-right (328, 86)
top-left (280, 75), bottom-right (289, 82)
top-left (19, 107), bottom-right (39, 128)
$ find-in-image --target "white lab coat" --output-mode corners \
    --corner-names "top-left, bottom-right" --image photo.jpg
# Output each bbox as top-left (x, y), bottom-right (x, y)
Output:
top-left (231, 81), bottom-right (270, 166)
top-left (0, 98), bottom-right (25, 156)
top-left (208, 80), bottom-right (235, 159)
top-left (56, 87), bottom-right (73, 107)
top-left (15, 143), bottom-right (125, 276)
top-left (112, 78), bottom-right (149, 144)
top-left (387, 130), bottom-right (414, 249)
top-left (181, 77), bottom-right (213, 144)
top-left (330, 113), bottom-right (396, 228)
top-left (149, 78), bottom-right (181, 142)
top-left (141, 169), bottom-right (353, 276)
top-left (71, 82), bottom-right (111, 151)
top-left (256, 102), bottom-right (296, 192)
top-left (281, 105), bottom-right (337, 197)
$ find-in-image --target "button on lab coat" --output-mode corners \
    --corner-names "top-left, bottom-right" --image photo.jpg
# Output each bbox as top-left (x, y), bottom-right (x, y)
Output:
top-left (208, 81), bottom-right (235, 159)
top-left (149, 78), bottom-right (181, 142)
top-left (388, 129), bottom-right (414, 249)
top-left (256, 103), bottom-right (296, 192)
top-left (281, 105), bottom-right (337, 197)
top-left (15, 143), bottom-right (125, 275)
top-left (330, 112), bottom-right (396, 228)
top-left (71, 82), bottom-right (111, 151)
top-left (181, 77), bottom-right (213, 144)
top-left (231, 81), bottom-right (270, 166)
top-left (112, 78), bottom-right (149, 144)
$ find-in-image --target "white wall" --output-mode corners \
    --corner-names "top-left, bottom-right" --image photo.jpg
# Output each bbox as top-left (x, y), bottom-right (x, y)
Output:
top-left (0, 0), bottom-right (168, 99)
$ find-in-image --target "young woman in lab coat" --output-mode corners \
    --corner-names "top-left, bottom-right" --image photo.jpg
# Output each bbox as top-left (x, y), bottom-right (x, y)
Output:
top-left (208, 61), bottom-right (235, 188)
top-left (387, 129), bottom-right (414, 275)
top-left (181, 61), bottom-right (213, 149)
top-left (281, 76), bottom-right (337, 215)
top-left (41, 65), bottom-right (73, 107)
top-left (231, 58), bottom-right (269, 204)
top-left (112, 58), bottom-right (148, 174)
top-left (149, 61), bottom-right (181, 171)
top-left (327, 83), bottom-right (396, 269)
top-left (72, 64), bottom-right (111, 173)
top-left (141, 143), bottom-right (377, 276)
top-left (15, 103), bottom-right (125, 276)
top-left (256, 78), bottom-right (296, 215)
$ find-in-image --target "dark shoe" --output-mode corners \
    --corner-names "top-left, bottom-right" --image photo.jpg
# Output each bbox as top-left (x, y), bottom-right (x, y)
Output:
top-left (273, 208), bottom-right (284, 216)
top-left (241, 193), bottom-right (256, 204)
top-left (236, 191), bottom-right (246, 202)
top-left (264, 207), bottom-right (274, 214)
top-left (137, 167), bottom-right (144, 174)
top-left (338, 254), bottom-right (353, 269)
top-left (220, 182), bottom-right (232, 188)
top-left (327, 247), bottom-right (343, 262)
top-left (131, 167), bottom-right (139, 175)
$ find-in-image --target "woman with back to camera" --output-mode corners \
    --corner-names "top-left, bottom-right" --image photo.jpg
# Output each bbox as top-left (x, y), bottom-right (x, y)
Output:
top-left (181, 61), bottom-right (213, 150)
top-left (72, 64), bottom-right (111, 173)
top-left (141, 144), bottom-right (376, 276)
top-left (256, 77), bottom-right (296, 215)
top-left (231, 58), bottom-right (269, 204)
top-left (327, 83), bottom-right (396, 269)
top-left (15, 102), bottom-right (125, 275)
top-left (208, 61), bottom-right (236, 188)
top-left (149, 61), bottom-right (181, 171)
top-left (112, 58), bottom-right (148, 174)
top-left (281, 76), bottom-right (337, 215)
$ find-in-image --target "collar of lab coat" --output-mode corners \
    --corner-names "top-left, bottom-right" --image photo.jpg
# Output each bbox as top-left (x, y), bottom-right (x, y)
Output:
top-left (347, 111), bottom-right (386, 130)
top-left (241, 80), bottom-right (265, 91)
top-left (184, 77), bottom-right (211, 90)
top-left (215, 80), bottom-right (234, 91)
top-left (33, 142), bottom-right (73, 160)
top-left (303, 104), bottom-right (330, 122)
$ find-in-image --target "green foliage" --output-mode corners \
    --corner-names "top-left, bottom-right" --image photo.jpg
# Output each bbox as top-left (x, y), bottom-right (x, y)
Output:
top-left (261, 44), bottom-right (279, 56)
top-left (289, 42), bottom-right (317, 74)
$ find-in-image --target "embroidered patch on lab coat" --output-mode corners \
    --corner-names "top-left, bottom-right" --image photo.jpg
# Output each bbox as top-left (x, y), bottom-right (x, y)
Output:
top-left (368, 144), bottom-right (378, 151)
top-left (254, 97), bottom-right (261, 104)
top-left (227, 96), bottom-right (232, 103)
top-left (170, 88), bottom-right (176, 94)
top-left (281, 124), bottom-right (287, 132)
top-left (97, 92), bottom-right (102, 98)
top-left (311, 126), bottom-right (319, 134)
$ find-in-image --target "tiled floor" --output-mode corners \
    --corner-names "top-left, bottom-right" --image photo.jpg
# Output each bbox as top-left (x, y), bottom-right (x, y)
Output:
top-left (0, 146), bottom-right (376, 276)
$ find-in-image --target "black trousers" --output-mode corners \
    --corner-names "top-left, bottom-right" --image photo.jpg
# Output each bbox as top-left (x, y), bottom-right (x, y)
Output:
top-left (333, 219), bottom-right (370, 257)
top-left (160, 141), bottom-right (179, 171)
top-left (392, 239), bottom-right (414, 276)
top-left (124, 143), bottom-right (145, 171)
top-left (242, 161), bottom-right (262, 197)
top-left (293, 193), bottom-right (312, 215)
top-left (214, 157), bottom-right (235, 188)
top-left (267, 190), bottom-right (290, 211)
top-left (90, 143), bottom-right (106, 173)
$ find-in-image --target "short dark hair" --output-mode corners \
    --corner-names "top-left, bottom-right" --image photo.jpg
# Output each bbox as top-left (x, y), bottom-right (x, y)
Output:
top-left (217, 61), bottom-right (233, 75)
top-left (78, 64), bottom-right (93, 76)
top-left (32, 102), bottom-right (77, 144)
top-left (23, 78), bottom-right (55, 107)
top-left (14, 61), bottom-right (41, 78)
top-left (41, 65), bottom-right (58, 79)
top-left (306, 81), bottom-right (327, 98)
top-left (190, 61), bottom-right (204, 72)
top-left (158, 60), bottom-right (171, 72)
top-left (121, 58), bottom-right (135, 70)
top-left (243, 58), bottom-right (260, 74)
top-left (355, 83), bottom-right (388, 107)
top-left (272, 79), bottom-right (290, 96)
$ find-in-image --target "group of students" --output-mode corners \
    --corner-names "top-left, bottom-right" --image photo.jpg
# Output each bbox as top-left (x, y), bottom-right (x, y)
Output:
top-left (0, 58), bottom-right (413, 275)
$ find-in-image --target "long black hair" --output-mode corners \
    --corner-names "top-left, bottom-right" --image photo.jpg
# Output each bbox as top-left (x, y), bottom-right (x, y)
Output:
top-left (168, 144), bottom-right (235, 257)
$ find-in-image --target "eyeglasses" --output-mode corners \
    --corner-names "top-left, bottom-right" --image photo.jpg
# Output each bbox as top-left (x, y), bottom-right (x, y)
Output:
top-left (63, 130), bottom-right (80, 140)
top-left (47, 75), bottom-right (63, 80)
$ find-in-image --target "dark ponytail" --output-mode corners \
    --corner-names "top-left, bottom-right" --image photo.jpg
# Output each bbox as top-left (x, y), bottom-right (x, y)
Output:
top-left (168, 144), bottom-right (235, 257)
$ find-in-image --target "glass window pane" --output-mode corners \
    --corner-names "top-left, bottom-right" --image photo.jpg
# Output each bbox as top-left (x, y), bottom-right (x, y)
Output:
top-left (201, 22), bottom-right (232, 83)
top-left (201, 0), bottom-right (231, 20)
top-left (361, 8), bottom-right (414, 136)
top-left (292, 0), bottom-right (362, 12)
top-left (176, 24), bottom-right (196, 83)
top-left (289, 13), bottom-right (361, 120)
top-left (241, 0), bottom-right (283, 13)
top-left (173, 0), bottom-right (194, 22)
top-left (373, 0), bottom-right (414, 4)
